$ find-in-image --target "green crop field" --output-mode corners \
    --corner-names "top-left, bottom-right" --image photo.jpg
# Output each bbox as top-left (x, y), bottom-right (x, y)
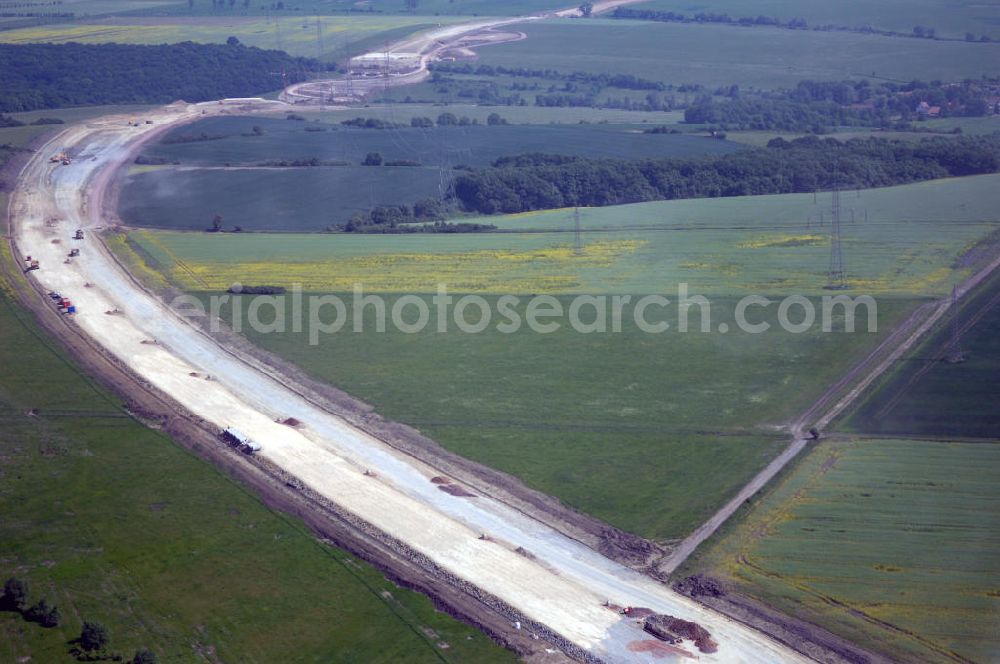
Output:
top-left (321, 0), bottom-right (566, 15)
top-left (174, 290), bottom-right (916, 541)
top-left (678, 235), bottom-right (1000, 663)
top-left (126, 0), bottom-right (566, 17)
top-left (846, 263), bottom-right (1000, 439)
top-left (679, 436), bottom-right (1000, 664)
top-left (54, 0), bottom-right (184, 16)
top-left (137, 115), bottom-right (740, 167)
top-left (474, 19), bottom-right (1000, 89)
top-left (122, 175), bottom-right (1000, 296)
top-left (116, 172), bottom-right (1000, 540)
top-left (0, 15), bottom-right (459, 60)
top-left (631, 0), bottom-right (1000, 41)
top-left (118, 115), bottom-right (742, 230)
top-left (270, 103), bottom-right (686, 126)
top-left (121, 165), bottom-right (444, 231)
top-left (0, 273), bottom-right (513, 662)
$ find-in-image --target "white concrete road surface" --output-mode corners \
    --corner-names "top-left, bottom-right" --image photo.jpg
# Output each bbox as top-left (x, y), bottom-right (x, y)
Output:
top-left (10, 100), bottom-right (813, 663)
top-left (282, 0), bottom-right (646, 104)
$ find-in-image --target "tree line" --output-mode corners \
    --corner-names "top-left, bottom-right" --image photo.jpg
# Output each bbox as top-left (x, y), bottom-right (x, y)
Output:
top-left (452, 134), bottom-right (1000, 214)
top-left (334, 200), bottom-right (495, 234)
top-left (429, 62), bottom-right (667, 92)
top-left (611, 7), bottom-right (995, 42)
top-left (3, 577), bottom-right (157, 663)
top-left (686, 78), bottom-right (998, 132)
top-left (0, 42), bottom-right (324, 112)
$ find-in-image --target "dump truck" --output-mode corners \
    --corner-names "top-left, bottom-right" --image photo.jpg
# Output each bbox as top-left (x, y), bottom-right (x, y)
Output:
top-left (24, 256), bottom-right (39, 272)
top-left (68, 248), bottom-right (80, 257)
top-left (74, 229), bottom-right (84, 240)
top-left (221, 427), bottom-right (261, 454)
top-left (49, 152), bottom-right (71, 165)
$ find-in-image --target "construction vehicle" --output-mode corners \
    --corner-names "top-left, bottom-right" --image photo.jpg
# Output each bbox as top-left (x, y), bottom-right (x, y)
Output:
top-left (74, 229), bottom-right (84, 240)
top-left (49, 152), bottom-right (71, 165)
top-left (24, 256), bottom-right (39, 272)
top-left (221, 427), bottom-right (261, 454)
top-left (68, 248), bottom-right (80, 257)
top-left (58, 298), bottom-right (74, 314)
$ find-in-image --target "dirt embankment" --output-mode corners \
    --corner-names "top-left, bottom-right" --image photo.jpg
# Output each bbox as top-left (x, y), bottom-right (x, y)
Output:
top-left (673, 576), bottom-right (899, 664)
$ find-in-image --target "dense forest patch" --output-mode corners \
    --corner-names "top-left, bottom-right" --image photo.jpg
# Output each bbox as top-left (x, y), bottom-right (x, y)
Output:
top-left (0, 42), bottom-right (323, 112)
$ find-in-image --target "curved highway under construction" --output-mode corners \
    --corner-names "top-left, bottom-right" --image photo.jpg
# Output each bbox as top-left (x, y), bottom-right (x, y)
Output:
top-left (10, 100), bottom-right (813, 663)
top-left (9, 2), bottom-right (998, 662)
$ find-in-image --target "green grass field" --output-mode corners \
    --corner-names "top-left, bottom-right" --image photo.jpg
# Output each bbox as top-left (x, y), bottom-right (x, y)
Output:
top-left (123, 174), bottom-right (1000, 297)
top-left (271, 103), bottom-right (685, 126)
top-left (678, 230), bottom-right (1000, 663)
top-left (125, 0), bottom-right (565, 17)
top-left (116, 171), bottom-right (1000, 540)
top-left (631, 0), bottom-right (1000, 40)
top-left (321, 0), bottom-right (565, 15)
top-left (0, 15), bottom-right (459, 60)
top-left (138, 115), bottom-right (741, 167)
top-left (484, 174), bottom-right (1000, 232)
top-left (0, 278), bottom-right (513, 662)
top-left (474, 18), bottom-right (1000, 89)
top-left (680, 436), bottom-right (1000, 664)
top-left (118, 115), bottom-right (742, 230)
top-left (722, 120), bottom-right (1000, 146)
top-left (845, 257), bottom-right (1000, 439)
top-left (189, 291), bottom-right (925, 541)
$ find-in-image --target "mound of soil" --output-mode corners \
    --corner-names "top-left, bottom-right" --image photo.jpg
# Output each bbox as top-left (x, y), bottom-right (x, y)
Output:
top-left (438, 483), bottom-right (476, 498)
top-left (644, 614), bottom-right (717, 654)
top-left (673, 574), bottom-right (726, 599)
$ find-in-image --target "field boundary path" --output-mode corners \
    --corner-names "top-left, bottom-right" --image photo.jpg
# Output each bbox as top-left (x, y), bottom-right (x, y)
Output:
top-left (657, 247), bottom-right (1000, 576)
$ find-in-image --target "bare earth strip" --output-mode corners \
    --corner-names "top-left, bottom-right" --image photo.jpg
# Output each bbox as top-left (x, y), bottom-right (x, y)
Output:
top-left (282, 0), bottom-right (647, 104)
top-left (10, 101), bottom-right (812, 663)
